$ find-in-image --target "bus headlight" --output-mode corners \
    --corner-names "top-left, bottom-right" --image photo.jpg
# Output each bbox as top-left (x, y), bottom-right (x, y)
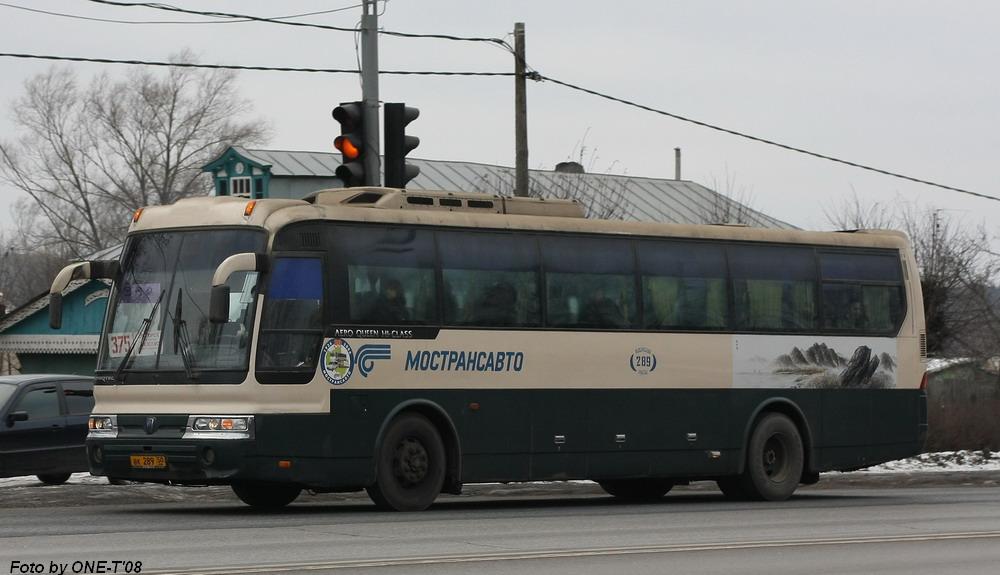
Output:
top-left (88, 415), bottom-right (118, 438)
top-left (183, 415), bottom-right (254, 439)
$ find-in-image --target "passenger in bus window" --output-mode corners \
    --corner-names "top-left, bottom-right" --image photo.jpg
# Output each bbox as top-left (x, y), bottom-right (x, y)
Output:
top-left (579, 287), bottom-right (625, 328)
top-left (368, 278), bottom-right (409, 324)
top-left (476, 281), bottom-right (517, 326)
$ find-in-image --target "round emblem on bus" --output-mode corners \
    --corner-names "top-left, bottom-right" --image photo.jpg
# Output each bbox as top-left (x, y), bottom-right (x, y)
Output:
top-left (630, 346), bottom-right (657, 375)
top-left (321, 338), bottom-right (354, 385)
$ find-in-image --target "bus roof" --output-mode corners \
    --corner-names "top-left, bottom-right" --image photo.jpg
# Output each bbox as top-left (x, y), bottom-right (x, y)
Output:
top-left (129, 188), bottom-right (910, 251)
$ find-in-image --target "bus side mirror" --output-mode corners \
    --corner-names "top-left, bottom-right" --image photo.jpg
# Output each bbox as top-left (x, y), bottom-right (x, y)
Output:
top-left (49, 260), bottom-right (120, 329)
top-left (209, 253), bottom-right (268, 324)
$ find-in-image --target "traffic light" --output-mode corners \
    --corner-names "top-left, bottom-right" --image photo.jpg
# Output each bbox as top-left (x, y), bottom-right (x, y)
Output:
top-left (384, 103), bottom-right (420, 189)
top-left (332, 101), bottom-right (366, 187)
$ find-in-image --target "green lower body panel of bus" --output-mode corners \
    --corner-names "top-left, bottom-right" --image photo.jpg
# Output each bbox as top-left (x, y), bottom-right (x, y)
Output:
top-left (86, 388), bottom-right (926, 489)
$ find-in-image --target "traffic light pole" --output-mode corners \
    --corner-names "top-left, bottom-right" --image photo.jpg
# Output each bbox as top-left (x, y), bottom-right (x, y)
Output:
top-left (361, 0), bottom-right (381, 186)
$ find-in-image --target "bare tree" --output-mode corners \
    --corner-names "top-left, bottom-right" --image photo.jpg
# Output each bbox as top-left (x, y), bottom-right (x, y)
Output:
top-left (703, 170), bottom-right (759, 225)
top-left (0, 226), bottom-right (71, 309)
top-left (0, 53), bottom-right (269, 258)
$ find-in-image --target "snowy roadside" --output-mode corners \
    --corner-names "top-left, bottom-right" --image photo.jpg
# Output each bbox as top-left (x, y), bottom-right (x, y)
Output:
top-left (0, 451), bottom-right (998, 508)
top-left (1, 450), bottom-right (997, 489)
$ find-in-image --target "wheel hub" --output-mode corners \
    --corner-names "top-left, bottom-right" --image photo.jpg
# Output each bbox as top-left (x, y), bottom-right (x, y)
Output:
top-left (393, 437), bottom-right (429, 486)
top-left (762, 435), bottom-right (787, 479)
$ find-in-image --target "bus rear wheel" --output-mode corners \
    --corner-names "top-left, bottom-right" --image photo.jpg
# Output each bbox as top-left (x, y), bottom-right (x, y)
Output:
top-left (598, 478), bottom-right (673, 501)
top-left (737, 413), bottom-right (804, 501)
top-left (231, 482), bottom-right (301, 509)
top-left (367, 413), bottom-right (446, 511)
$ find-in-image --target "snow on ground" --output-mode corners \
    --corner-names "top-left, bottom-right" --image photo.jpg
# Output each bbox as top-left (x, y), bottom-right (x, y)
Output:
top-left (858, 450), bottom-right (1000, 473)
top-left (0, 472), bottom-right (106, 488)
top-left (1, 451), bottom-right (998, 489)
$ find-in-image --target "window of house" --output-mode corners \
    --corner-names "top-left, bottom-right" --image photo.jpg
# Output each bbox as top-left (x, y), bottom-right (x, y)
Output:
top-left (230, 177), bottom-right (252, 198)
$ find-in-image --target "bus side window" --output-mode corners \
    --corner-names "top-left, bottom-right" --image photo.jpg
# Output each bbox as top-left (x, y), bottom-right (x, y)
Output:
top-left (638, 240), bottom-right (728, 330)
top-left (438, 231), bottom-right (541, 327)
top-left (257, 257), bottom-right (324, 376)
top-left (541, 236), bottom-right (637, 329)
top-left (819, 251), bottom-right (904, 334)
top-left (327, 226), bottom-right (438, 325)
top-left (730, 245), bottom-right (817, 331)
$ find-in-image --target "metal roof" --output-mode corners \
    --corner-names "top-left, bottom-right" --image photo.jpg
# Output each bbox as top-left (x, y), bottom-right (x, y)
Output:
top-left (240, 148), bottom-right (794, 229)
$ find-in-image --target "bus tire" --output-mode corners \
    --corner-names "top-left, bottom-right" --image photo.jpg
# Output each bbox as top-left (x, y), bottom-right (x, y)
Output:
top-left (231, 482), bottom-right (301, 509)
top-left (37, 473), bottom-right (72, 485)
top-left (598, 478), bottom-right (673, 501)
top-left (367, 413), bottom-right (446, 511)
top-left (740, 413), bottom-right (804, 501)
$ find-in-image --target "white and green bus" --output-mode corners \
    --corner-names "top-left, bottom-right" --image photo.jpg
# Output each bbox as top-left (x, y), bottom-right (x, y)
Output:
top-left (49, 188), bottom-right (927, 510)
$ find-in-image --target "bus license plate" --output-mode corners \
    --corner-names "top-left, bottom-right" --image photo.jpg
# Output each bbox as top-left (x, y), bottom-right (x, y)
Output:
top-left (130, 454), bottom-right (167, 469)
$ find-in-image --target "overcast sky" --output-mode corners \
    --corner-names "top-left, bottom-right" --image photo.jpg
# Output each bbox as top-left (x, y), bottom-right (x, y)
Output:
top-left (0, 0), bottom-right (997, 232)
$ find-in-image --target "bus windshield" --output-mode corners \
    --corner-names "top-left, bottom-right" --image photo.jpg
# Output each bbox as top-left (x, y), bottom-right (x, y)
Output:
top-left (98, 229), bottom-right (266, 382)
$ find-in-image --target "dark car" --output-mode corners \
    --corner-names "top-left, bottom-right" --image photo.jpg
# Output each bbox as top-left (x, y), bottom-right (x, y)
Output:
top-left (0, 374), bottom-right (94, 485)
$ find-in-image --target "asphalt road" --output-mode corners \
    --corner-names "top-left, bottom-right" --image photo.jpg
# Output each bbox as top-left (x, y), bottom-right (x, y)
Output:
top-left (2, 482), bottom-right (1000, 575)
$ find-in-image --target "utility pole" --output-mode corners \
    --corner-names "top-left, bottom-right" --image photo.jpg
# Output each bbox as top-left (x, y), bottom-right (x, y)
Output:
top-left (514, 22), bottom-right (529, 197)
top-left (361, 0), bottom-right (381, 186)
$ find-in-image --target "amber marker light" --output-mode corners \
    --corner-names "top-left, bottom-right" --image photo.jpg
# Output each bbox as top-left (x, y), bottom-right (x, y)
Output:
top-left (132, 208), bottom-right (144, 223)
top-left (278, 460), bottom-right (292, 469)
top-left (334, 136), bottom-right (361, 160)
top-left (244, 200), bottom-right (257, 217)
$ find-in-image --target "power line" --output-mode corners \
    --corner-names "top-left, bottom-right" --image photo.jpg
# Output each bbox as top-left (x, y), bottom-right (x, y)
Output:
top-left (0, 1), bottom-right (363, 25)
top-left (84, 0), bottom-right (511, 48)
top-left (536, 73), bottom-right (998, 204)
top-left (0, 51), bottom-right (514, 77)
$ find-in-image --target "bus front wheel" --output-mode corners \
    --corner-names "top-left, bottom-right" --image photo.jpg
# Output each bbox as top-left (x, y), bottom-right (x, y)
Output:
top-left (733, 413), bottom-right (804, 501)
top-left (367, 413), bottom-right (446, 511)
top-left (231, 482), bottom-right (302, 509)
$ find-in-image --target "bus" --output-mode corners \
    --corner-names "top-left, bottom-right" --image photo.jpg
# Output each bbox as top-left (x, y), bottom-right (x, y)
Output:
top-left (48, 188), bottom-right (927, 510)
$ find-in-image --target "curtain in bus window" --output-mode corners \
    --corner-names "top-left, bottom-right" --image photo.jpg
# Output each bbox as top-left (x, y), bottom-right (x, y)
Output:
top-left (862, 285), bottom-right (893, 331)
top-left (730, 245), bottom-right (817, 331)
top-left (437, 231), bottom-right (541, 327)
top-left (637, 240), bottom-right (728, 329)
top-left (327, 226), bottom-right (437, 325)
top-left (542, 236), bottom-right (636, 329)
top-left (257, 257), bottom-right (323, 371)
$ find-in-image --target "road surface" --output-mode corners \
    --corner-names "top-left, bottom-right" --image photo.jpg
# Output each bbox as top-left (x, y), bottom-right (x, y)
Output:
top-left (2, 483), bottom-right (999, 574)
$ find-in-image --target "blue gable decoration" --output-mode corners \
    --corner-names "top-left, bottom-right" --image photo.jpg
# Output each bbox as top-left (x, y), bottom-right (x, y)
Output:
top-left (202, 146), bottom-right (273, 199)
top-left (0, 280), bottom-right (109, 353)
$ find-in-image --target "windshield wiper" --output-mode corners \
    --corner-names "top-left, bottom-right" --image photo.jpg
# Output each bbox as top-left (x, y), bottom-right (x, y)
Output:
top-left (172, 288), bottom-right (199, 381)
top-left (114, 289), bottom-right (165, 382)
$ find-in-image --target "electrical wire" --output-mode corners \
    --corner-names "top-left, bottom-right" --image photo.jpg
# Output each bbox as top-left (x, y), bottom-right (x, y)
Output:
top-left (0, 1), bottom-right (363, 25)
top-left (83, 0), bottom-right (511, 48)
top-left (0, 51), bottom-right (515, 76)
top-left (0, 41), bottom-right (982, 202)
top-left (535, 73), bottom-right (998, 203)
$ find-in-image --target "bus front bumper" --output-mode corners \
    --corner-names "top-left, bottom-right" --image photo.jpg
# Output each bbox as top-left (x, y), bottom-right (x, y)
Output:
top-left (87, 438), bottom-right (262, 484)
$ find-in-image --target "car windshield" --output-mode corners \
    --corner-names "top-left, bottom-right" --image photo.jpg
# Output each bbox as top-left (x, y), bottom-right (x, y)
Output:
top-left (98, 229), bottom-right (266, 381)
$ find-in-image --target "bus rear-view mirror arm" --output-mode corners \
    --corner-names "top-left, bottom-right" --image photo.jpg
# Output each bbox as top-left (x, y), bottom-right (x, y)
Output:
top-left (49, 260), bottom-right (121, 329)
top-left (210, 253), bottom-right (269, 324)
